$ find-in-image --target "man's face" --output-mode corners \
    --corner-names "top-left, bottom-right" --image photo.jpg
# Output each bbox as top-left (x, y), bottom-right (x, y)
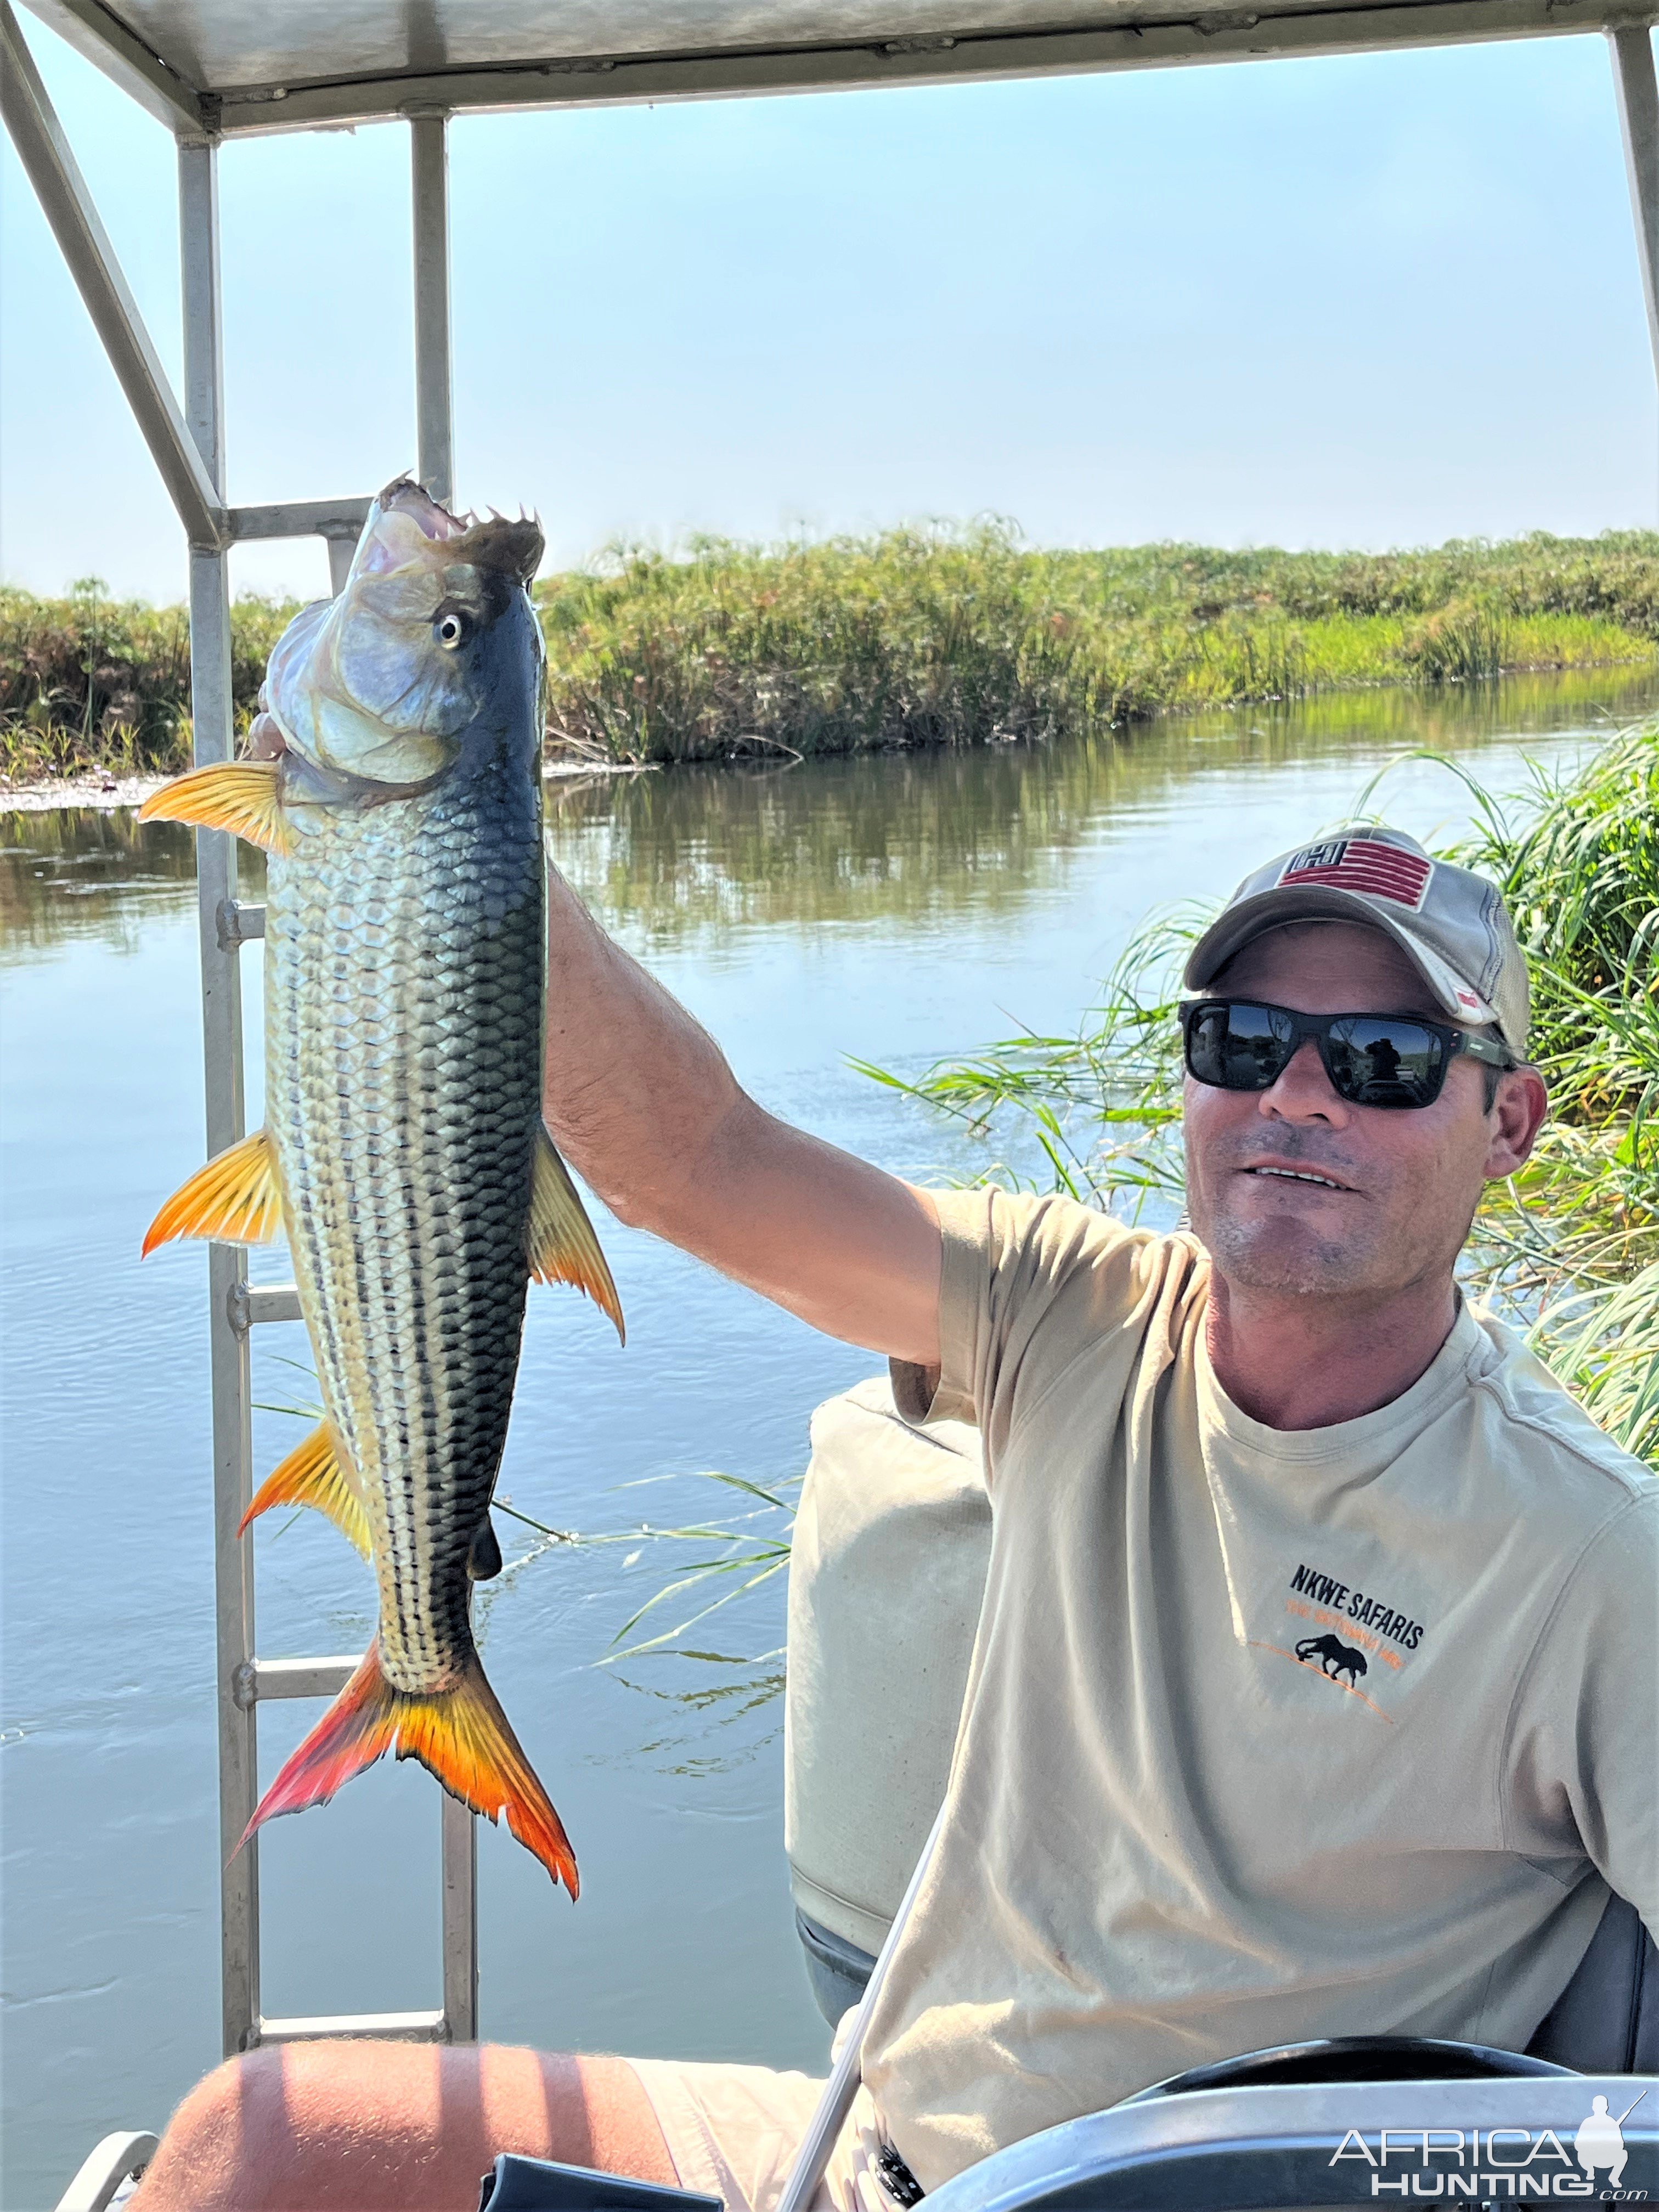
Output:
top-left (1182, 920), bottom-right (1542, 1302)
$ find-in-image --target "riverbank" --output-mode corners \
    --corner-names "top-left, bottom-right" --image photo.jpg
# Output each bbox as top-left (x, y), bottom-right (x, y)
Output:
top-left (0, 769), bottom-right (169, 812)
top-left (0, 757), bottom-right (656, 815)
top-left (4, 527), bottom-right (1656, 779)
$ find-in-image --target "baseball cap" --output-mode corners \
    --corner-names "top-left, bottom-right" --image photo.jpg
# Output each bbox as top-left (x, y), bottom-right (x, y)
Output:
top-left (1183, 825), bottom-right (1531, 1057)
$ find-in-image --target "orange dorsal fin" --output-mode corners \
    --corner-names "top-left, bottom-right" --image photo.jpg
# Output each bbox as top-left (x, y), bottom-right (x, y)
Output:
top-left (527, 1127), bottom-right (623, 1344)
top-left (138, 760), bottom-right (292, 856)
top-left (143, 1128), bottom-right (283, 1255)
top-left (241, 1640), bottom-right (579, 1898)
top-left (239, 1421), bottom-right (371, 1559)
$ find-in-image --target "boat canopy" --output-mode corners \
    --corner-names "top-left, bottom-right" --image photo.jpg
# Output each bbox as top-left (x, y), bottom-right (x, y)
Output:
top-left (21, 0), bottom-right (1653, 134)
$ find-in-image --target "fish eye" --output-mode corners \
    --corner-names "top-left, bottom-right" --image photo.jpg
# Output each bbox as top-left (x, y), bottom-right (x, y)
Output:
top-left (435, 609), bottom-right (471, 651)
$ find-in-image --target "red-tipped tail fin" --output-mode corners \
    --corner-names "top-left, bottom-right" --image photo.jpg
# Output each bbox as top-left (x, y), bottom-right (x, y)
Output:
top-left (242, 1640), bottom-right (579, 1898)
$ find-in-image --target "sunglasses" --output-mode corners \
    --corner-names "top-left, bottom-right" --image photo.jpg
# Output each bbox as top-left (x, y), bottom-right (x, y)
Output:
top-left (1180, 997), bottom-right (1513, 1110)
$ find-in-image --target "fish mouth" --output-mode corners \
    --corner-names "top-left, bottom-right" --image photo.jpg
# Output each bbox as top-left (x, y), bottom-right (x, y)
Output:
top-left (1238, 1160), bottom-right (1357, 1193)
top-left (375, 476), bottom-right (543, 584)
top-left (380, 477), bottom-right (471, 541)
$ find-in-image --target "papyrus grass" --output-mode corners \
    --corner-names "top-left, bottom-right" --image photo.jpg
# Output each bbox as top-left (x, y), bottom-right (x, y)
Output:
top-left (535, 527), bottom-right (1658, 764)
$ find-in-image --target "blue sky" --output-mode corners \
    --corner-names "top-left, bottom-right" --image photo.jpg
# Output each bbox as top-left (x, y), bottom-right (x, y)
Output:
top-left (2, 14), bottom-right (1653, 602)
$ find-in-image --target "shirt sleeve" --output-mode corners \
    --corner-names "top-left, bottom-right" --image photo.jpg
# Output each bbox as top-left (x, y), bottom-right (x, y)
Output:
top-left (1503, 1489), bottom-right (1659, 1942)
top-left (889, 1185), bottom-right (1198, 1486)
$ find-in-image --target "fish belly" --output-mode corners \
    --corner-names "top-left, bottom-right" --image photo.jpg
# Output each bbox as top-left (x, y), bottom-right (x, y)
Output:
top-left (264, 779), bottom-right (544, 1698)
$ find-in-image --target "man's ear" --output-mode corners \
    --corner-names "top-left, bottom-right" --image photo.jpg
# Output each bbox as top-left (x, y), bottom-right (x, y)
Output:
top-left (1483, 1065), bottom-right (1549, 1181)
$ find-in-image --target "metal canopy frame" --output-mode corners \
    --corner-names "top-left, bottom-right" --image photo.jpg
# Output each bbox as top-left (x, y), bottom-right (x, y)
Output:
top-left (4, 0), bottom-right (1658, 2065)
top-left (10, 0), bottom-right (1659, 133)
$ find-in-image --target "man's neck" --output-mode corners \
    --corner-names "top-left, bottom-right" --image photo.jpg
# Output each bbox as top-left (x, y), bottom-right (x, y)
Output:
top-left (1203, 1269), bottom-right (1460, 1431)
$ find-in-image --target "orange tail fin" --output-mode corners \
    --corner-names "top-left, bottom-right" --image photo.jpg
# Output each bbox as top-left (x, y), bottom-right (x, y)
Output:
top-left (241, 1640), bottom-right (579, 1898)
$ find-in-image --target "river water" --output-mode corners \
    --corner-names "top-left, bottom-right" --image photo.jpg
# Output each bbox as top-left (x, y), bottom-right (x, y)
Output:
top-left (2, 665), bottom-right (1654, 2209)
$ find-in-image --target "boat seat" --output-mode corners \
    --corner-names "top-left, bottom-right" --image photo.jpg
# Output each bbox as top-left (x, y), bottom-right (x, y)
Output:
top-left (1525, 1889), bottom-right (1659, 2073)
top-left (796, 1904), bottom-right (881, 2027)
top-left (796, 1883), bottom-right (1659, 2074)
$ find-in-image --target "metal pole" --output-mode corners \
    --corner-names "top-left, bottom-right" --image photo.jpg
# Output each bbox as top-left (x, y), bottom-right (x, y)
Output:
top-left (410, 102), bottom-right (478, 2034)
top-left (441, 1792), bottom-right (479, 2040)
top-left (774, 1805), bottom-right (948, 2212)
top-left (179, 132), bottom-right (261, 2060)
top-left (1610, 26), bottom-right (1659, 391)
top-left (321, 523), bottom-right (359, 596)
top-left (410, 111), bottom-right (455, 506)
top-left (0, 0), bottom-right (223, 546)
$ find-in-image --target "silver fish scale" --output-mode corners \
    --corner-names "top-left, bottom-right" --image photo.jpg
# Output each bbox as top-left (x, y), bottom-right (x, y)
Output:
top-left (264, 770), bottom-right (544, 1696)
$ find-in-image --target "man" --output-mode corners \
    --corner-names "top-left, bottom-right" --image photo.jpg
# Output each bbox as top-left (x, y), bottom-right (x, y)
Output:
top-left (136, 826), bottom-right (1656, 2212)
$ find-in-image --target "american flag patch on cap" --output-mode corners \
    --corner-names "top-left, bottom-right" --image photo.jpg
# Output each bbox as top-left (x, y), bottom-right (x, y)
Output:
top-left (1277, 837), bottom-right (1433, 910)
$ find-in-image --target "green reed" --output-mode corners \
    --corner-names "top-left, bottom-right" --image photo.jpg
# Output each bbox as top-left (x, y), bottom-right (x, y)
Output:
top-left (0, 583), bottom-right (296, 782)
top-left (534, 526), bottom-right (1658, 764)
top-left (1448, 727), bottom-right (1658, 1456)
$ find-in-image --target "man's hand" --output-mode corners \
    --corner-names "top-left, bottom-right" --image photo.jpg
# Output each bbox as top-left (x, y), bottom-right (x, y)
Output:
top-left (542, 863), bottom-right (943, 1370)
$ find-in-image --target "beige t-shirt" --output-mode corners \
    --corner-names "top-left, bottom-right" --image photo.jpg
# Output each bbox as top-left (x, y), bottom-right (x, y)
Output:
top-left (860, 1187), bottom-right (1658, 2192)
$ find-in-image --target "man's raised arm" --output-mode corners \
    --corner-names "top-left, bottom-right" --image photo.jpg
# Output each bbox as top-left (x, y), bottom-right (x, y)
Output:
top-left (541, 862), bottom-right (943, 1369)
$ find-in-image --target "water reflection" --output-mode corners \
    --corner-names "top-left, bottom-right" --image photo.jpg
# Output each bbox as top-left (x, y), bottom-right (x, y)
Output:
top-left (3, 667), bottom-right (1652, 961)
top-left (2, 811), bottom-right (184, 962)
top-left (607, 1665), bottom-right (791, 1777)
top-left (545, 667), bottom-right (1656, 944)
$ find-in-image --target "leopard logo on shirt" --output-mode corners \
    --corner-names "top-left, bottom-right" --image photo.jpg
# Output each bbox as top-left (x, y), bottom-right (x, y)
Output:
top-left (1295, 1632), bottom-right (1368, 1685)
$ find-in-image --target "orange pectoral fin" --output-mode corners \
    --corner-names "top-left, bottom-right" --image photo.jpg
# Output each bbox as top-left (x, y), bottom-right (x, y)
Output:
top-left (239, 1421), bottom-right (371, 1559)
top-left (241, 1641), bottom-right (579, 1898)
top-left (143, 1128), bottom-right (283, 1255)
top-left (138, 760), bottom-right (292, 856)
top-left (527, 1127), bottom-right (624, 1344)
